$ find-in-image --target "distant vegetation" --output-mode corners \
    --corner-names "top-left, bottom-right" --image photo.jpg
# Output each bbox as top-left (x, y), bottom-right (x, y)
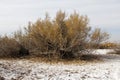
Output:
top-left (0, 11), bottom-right (113, 60)
top-left (112, 43), bottom-right (120, 54)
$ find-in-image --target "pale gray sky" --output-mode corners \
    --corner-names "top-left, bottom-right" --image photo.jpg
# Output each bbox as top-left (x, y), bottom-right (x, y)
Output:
top-left (0, 0), bottom-right (120, 41)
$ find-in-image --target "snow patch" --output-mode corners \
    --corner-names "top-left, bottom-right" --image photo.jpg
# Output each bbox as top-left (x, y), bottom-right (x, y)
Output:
top-left (92, 49), bottom-right (115, 54)
top-left (0, 49), bottom-right (120, 80)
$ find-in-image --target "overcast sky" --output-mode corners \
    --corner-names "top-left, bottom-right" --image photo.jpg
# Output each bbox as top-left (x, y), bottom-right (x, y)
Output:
top-left (0, 0), bottom-right (120, 41)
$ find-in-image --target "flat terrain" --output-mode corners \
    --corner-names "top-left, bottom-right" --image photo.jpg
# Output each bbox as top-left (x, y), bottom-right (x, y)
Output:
top-left (0, 50), bottom-right (120, 80)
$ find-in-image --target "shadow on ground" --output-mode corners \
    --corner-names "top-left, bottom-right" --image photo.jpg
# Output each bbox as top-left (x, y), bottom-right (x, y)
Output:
top-left (80, 54), bottom-right (120, 62)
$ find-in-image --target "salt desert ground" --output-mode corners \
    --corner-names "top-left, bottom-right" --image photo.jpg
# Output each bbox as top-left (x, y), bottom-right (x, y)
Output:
top-left (0, 49), bottom-right (120, 80)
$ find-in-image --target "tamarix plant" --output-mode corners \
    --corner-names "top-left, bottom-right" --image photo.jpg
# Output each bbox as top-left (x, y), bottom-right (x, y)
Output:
top-left (20, 11), bottom-right (109, 59)
top-left (0, 11), bottom-right (109, 59)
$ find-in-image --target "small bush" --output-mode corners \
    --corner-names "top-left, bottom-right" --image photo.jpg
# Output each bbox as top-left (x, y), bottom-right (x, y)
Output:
top-left (90, 28), bottom-right (109, 49)
top-left (99, 42), bottom-right (117, 49)
top-left (0, 36), bottom-right (29, 58)
top-left (114, 44), bottom-right (120, 54)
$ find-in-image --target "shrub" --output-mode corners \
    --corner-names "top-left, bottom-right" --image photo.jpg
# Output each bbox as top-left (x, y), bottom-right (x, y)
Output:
top-left (21, 11), bottom-right (109, 59)
top-left (0, 36), bottom-right (29, 58)
top-left (90, 28), bottom-right (109, 49)
top-left (0, 11), bottom-right (109, 59)
top-left (22, 11), bottom-right (91, 59)
top-left (99, 42), bottom-right (117, 49)
top-left (114, 44), bottom-right (120, 54)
